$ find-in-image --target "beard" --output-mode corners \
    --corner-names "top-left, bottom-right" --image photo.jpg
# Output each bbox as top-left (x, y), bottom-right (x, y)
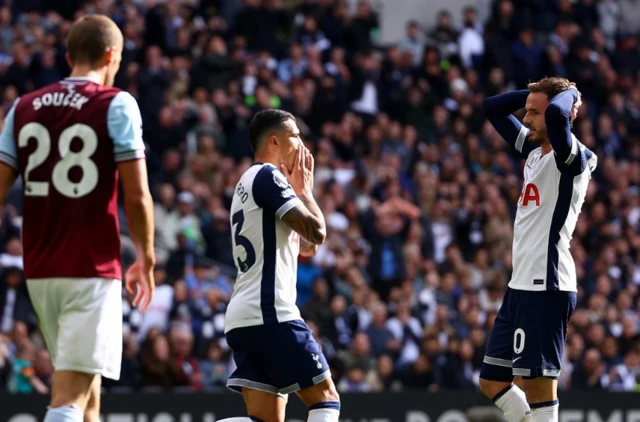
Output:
top-left (528, 127), bottom-right (548, 145)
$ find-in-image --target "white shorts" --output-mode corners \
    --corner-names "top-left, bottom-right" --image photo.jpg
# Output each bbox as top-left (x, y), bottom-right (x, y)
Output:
top-left (27, 278), bottom-right (123, 380)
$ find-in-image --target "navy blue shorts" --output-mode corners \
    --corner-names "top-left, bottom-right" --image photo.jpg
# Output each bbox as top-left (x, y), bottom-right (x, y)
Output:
top-left (480, 288), bottom-right (577, 381)
top-left (226, 320), bottom-right (331, 396)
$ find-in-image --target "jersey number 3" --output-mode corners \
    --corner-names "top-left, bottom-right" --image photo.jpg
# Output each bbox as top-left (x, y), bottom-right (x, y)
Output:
top-left (19, 122), bottom-right (99, 198)
top-left (232, 210), bottom-right (256, 272)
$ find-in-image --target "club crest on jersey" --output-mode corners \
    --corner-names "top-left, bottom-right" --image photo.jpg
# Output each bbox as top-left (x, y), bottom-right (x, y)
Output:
top-left (519, 183), bottom-right (540, 207)
top-left (273, 171), bottom-right (294, 198)
top-left (311, 353), bottom-right (323, 369)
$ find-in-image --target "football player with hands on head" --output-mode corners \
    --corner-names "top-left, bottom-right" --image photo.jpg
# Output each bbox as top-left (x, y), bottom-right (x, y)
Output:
top-left (479, 78), bottom-right (596, 422)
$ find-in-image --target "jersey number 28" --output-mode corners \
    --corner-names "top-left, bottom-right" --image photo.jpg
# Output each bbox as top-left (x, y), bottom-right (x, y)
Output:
top-left (19, 122), bottom-right (98, 198)
top-left (232, 210), bottom-right (256, 272)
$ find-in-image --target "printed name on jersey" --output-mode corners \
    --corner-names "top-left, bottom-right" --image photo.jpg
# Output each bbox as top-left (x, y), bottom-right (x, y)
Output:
top-left (519, 183), bottom-right (540, 207)
top-left (273, 170), bottom-right (295, 198)
top-left (236, 182), bottom-right (249, 203)
top-left (32, 91), bottom-right (89, 111)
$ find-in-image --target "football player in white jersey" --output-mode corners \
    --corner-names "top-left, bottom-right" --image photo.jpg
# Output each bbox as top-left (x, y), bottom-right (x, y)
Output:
top-left (478, 77), bottom-right (597, 422)
top-left (224, 109), bottom-right (340, 422)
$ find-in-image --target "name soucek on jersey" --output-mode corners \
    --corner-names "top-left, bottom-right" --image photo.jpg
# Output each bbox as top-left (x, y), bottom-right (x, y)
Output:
top-left (0, 77), bottom-right (145, 280)
top-left (510, 127), bottom-right (597, 292)
top-left (225, 163), bottom-right (304, 333)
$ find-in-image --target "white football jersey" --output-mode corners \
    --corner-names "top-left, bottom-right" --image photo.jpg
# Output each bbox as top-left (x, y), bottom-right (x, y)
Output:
top-left (509, 128), bottom-right (597, 292)
top-left (225, 163), bottom-right (303, 333)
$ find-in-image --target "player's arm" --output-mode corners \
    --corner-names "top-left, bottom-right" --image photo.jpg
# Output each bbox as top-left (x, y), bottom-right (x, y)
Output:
top-left (483, 90), bottom-right (536, 159)
top-left (253, 166), bottom-right (326, 247)
top-left (119, 160), bottom-right (155, 266)
top-left (0, 99), bottom-right (20, 204)
top-left (545, 87), bottom-right (585, 173)
top-left (281, 192), bottom-right (326, 246)
top-left (109, 92), bottom-right (155, 268)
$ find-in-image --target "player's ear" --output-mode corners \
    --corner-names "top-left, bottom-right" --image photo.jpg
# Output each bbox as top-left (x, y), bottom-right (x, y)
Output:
top-left (104, 48), bottom-right (114, 66)
top-left (269, 135), bottom-right (279, 149)
top-left (65, 52), bottom-right (73, 69)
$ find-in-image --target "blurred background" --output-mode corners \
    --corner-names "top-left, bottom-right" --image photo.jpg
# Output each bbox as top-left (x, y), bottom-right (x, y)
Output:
top-left (0, 0), bottom-right (639, 414)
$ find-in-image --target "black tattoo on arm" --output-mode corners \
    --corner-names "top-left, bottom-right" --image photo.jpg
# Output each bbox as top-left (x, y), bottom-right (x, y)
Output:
top-left (281, 194), bottom-right (326, 245)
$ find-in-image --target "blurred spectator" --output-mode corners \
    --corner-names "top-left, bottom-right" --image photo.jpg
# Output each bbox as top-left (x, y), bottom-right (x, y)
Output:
top-left (8, 339), bottom-right (48, 394)
top-left (140, 333), bottom-right (181, 390)
top-left (0, 268), bottom-right (34, 335)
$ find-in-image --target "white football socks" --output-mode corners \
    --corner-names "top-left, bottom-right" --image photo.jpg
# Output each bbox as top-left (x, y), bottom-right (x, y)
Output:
top-left (43, 406), bottom-right (83, 422)
top-left (493, 385), bottom-right (532, 422)
top-left (531, 400), bottom-right (559, 422)
top-left (308, 402), bottom-right (340, 422)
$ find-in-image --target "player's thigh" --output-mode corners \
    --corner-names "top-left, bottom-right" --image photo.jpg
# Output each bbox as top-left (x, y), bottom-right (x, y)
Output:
top-left (226, 326), bottom-right (283, 396)
top-left (84, 375), bottom-right (102, 422)
top-left (512, 290), bottom-right (576, 381)
top-left (261, 320), bottom-right (333, 396)
top-left (480, 291), bottom-right (515, 391)
top-left (55, 278), bottom-right (123, 380)
top-left (26, 280), bottom-right (61, 364)
top-left (242, 387), bottom-right (287, 422)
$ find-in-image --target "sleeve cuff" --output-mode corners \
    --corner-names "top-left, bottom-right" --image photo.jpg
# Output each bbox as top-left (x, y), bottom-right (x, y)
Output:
top-left (515, 126), bottom-right (529, 153)
top-left (0, 151), bottom-right (18, 170)
top-left (115, 149), bottom-right (145, 163)
top-left (276, 197), bottom-right (302, 219)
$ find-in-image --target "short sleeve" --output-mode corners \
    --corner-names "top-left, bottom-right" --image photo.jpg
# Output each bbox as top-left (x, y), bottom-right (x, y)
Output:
top-left (107, 91), bottom-right (145, 162)
top-left (0, 98), bottom-right (19, 170)
top-left (252, 165), bottom-right (302, 219)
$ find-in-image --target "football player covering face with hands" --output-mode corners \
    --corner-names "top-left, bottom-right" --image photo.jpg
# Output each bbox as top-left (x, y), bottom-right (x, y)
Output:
top-left (281, 146), bottom-right (314, 204)
top-left (281, 146), bottom-right (319, 256)
top-left (224, 110), bottom-right (339, 422)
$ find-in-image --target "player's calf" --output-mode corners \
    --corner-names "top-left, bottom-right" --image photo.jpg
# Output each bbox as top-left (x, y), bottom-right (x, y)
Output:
top-left (83, 376), bottom-right (102, 422)
top-left (241, 387), bottom-right (287, 422)
top-left (479, 376), bottom-right (531, 422)
top-left (45, 371), bottom-right (97, 422)
top-left (521, 378), bottom-right (559, 422)
top-left (297, 379), bottom-right (341, 422)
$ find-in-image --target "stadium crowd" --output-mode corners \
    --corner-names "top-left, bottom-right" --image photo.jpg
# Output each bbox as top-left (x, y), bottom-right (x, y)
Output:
top-left (0, 0), bottom-right (639, 394)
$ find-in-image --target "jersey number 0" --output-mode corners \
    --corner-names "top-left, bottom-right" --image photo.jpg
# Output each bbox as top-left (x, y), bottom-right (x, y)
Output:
top-left (18, 122), bottom-right (99, 198)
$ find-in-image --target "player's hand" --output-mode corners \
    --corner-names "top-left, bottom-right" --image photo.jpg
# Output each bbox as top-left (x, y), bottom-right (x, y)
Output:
top-left (281, 146), bottom-right (314, 196)
top-left (125, 261), bottom-right (155, 312)
top-left (569, 82), bottom-right (582, 121)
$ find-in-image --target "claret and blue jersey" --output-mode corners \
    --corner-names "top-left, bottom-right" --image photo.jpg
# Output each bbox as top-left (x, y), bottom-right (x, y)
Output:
top-left (0, 76), bottom-right (145, 280)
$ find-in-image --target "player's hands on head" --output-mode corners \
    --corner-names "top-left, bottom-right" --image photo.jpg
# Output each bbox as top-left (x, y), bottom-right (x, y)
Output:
top-left (125, 260), bottom-right (156, 312)
top-left (280, 146), bottom-right (314, 196)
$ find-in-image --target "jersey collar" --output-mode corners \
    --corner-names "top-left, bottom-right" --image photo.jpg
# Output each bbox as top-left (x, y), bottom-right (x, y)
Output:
top-left (64, 76), bottom-right (101, 84)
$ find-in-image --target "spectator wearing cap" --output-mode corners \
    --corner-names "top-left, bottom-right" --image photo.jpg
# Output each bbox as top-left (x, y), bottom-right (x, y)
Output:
top-left (397, 21), bottom-right (425, 67)
top-left (164, 191), bottom-right (205, 255)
